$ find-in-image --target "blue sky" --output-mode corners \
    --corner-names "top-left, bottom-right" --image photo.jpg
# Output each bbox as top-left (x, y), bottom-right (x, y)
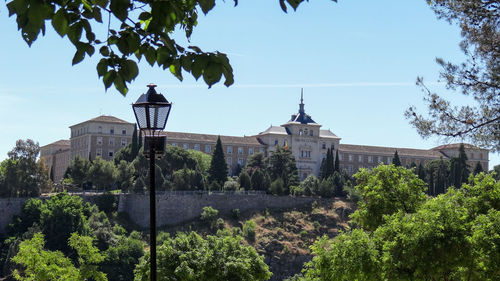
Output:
top-left (0, 0), bottom-right (498, 168)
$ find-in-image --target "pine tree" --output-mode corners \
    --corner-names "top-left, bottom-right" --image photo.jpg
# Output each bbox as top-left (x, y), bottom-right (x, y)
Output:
top-left (334, 149), bottom-right (340, 172)
top-left (417, 163), bottom-right (426, 181)
top-left (131, 125), bottom-right (138, 158)
top-left (208, 136), bottom-right (228, 187)
top-left (392, 151), bottom-right (402, 166)
top-left (473, 161), bottom-right (483, 175)
top-left (450, 144), bottom-right (470, 188)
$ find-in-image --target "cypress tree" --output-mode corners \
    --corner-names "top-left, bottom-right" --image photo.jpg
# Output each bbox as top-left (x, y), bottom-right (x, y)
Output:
top-left (326, 148), bottom-right (334, 178)
top-left (392, 151), bottom-right (402, 166)
top-left (473, 161), bottom-right (483, 175)
top-left (49, 166), bottom-right (54, 182)
top-left (319, 158), bottom-right (326, 180)
top-left (458, 144), bottom-right (470, 184)
top-left (208, 136), bottom-right (228, 187)
top-left (131, 125), bottom-right (138, 158)
top-left (417, 163), bottom-right (426, 181)
top-left (334, 149), bottom-right (340, 172)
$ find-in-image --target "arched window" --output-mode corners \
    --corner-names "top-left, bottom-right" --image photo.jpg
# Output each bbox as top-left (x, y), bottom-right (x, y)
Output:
top-left (299, 129), bottom-right (303, 136)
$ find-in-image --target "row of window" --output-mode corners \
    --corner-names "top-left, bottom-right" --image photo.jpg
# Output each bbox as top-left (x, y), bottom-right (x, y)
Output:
top-left (171, 143), bottom-right (265, 155)
top-left (226, 157), bottom-right (245, 166)
top-left (71, 126), bottom-right (128, 137)
top-left (97, 126), bottom-right (127, 135)
top-left (298, 128), bottom-right (314, 136)
top-left (96, 137), bottom-right (127, 147)
top-left (339, 153), bottom-right (392, 164)
top-left (96, 148), bottom-right (114, 158)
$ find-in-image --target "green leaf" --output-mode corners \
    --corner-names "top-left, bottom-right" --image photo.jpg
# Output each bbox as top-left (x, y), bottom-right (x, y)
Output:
top-left (110, 0), bottom-right (129, 22)
top-left (198, 0), bottom-right (215, 14)
top-left (96, 59), bottom-right (108, 77)
top-left (113, 75), bottom-right (128, 95)
top-left (67, 22), bottom-right (83, 44)
top-left (279, 0), bottom-right (287, 13)
top-left (103, 70), bottom-right (116, 89)
top-left (191, 55), bottom-right (209, 80)
top-left (52, 9), bottom-right (68, 37)
top-left (145, 47), bottom-right (156, 66)
top-left (138, 12), bottom-right (150, 21)
top-left (202, 62), bottom-right (222, 88)
top-left (72, 49), bottom-right (85, 65)
top-left (93, 7), bottom-right (103, 23)
top-left (124, 60), bottom-right (138, 81)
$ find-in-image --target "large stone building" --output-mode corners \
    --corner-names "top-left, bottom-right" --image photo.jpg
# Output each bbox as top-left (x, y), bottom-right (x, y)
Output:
top-left (40, 97), bottom-right (489, 182)
top-left (40, 139), bottom-right (71, 182)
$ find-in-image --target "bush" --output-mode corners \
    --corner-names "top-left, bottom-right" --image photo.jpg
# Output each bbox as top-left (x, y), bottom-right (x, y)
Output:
top-left (200, 206), bottom-right (218, 227)
top-left (231, 208), bottom-right (240, 220)
top-left (223, 177), bottom-right (240, 191)
top-left (289, 185), bottom-right (305, 196)
top-left (301, 175), bottom-right (319, 196)
top-left (242, 220), bottom-right (256, 242)
top-left (269, 178), bottom-right (284, 195)
top-left (313, 221), bottom-right (321, 231)
top-left (215, 218), bottom-right (225, 230)
top-left (300, 230), bottom-right (308, 239)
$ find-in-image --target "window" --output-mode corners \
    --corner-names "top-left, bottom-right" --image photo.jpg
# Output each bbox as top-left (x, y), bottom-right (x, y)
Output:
top-left (183, 144), bottom-right (189, 150)
top-left (358, 155), bottom-right (363, 162)
top-left (109, 151), bottom-right (114, 157)
top-left (97, 137), bottom-right (103, 145)
top-left (310, 130), bottom-right (313, 136)
top-left (227, 146), bottom-right (233, 154)
top-left (348, 154), bottom-right (353, 162)
top-left (322, 143), bottom-right (326, 149)
top-left (339, 153), bottom-right (344, 161)
top-left (122, 129), bottom-right (126, 135)
top-left (260, 148), bottom-right (265, 153)
top-left (110, 127), bottom-right (114, 134)
top-left (331, 144), bottom-right (335, 150)
top-left (96, 148), bottom-right (102, 156)
top-left (322, 153), bottom-right (326, 159)
top-left (378, 156), bottom-right (383, 163)
top-left (238, 158), bottom-right (244, 166)
top-left (121, 139), bottom-right (127, 147)
top-left (347, 165), bottom-right (353, 173)
top-left (109, 138), bottom-right (115, 146)
top-left (194, 144), bottom-right (200, 151)
top-left (387, 156), bottom-right (392, 163)
top-left (274, 139), bottom-right (278, 145)
top-left (301, 151), bottom-right (311, 158)
top-left (238, 147), bottom-right (243, 154)
top-left (480, 153), bottom-right (483, 159)
top-left (249, 148), bottom-right (254, 155)
top-left (304, 129), bottom-right (308, 136)
top-left (470, 153), bottom-right (474, 159)
top-left (368, 156), bottom-right (373, 163)
top-left (227, 157), bottom-right (232, 164)
top-left (98, 126), bottom-right (102, 133)
top-left (172, 142), bottom-right (177, 147)
top-left (205, 145), bottom-right (211, 153)
top-left (299, 129), bottom-right (303, 136)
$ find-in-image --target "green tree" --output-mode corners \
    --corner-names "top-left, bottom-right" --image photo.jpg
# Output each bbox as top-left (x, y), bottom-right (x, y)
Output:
top-left (449, 144), bottom-right (470, 188)
top-left (0, 139), bottom-right (50, 197)
top-left (115, 160), bottom-right (135, 191)
top-left (334, 149), bottom-right (340, 172)
top-left (208, 136), bottom-right (228, 187)
top-left (239, 171), bottom-right (252, 190)
top-left (351, 165), bottom-right (427, 231)
top-left (12, 232), bottom-right (107, 281)
top-left (392, 150), bottom-right (401, 166)
top-left (492, 164), bottom-right (500, 180)
top-left (88, 157), bottom-right (117, 190)
top-left (131, 126), bottom-right (139, 159)
top-left (406, 0), bottom-right (499, 152)
top-left (173, 167), bottom-right (204, 190)
top-left (473, 161), bottom-right (484, 175)
top-left (300, 174), bottom-right (319, 196)
top-left (416, 162), bottom-right (426, 181)
top-left (268, 146), bottom-right (299, 194)
top-left (67, 156), bottom-right (92, 188)
top-left (269, 177), bottom-right (284, 196)
top-left (250, 168), bottom-right (270, 191)
top-left (244, 153), bottom-right (268, 175)
top-left (134, 231), bottom-right (271, 281)
top-left (101, 231), bottom-right (144, 281)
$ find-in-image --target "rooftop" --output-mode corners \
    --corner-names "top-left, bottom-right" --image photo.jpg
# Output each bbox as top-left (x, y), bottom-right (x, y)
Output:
top-left (161, 131), bottom-right (264, 146)
top-left (432, 143), bottom-right (487, 151)
top-left (40, 139), bottom-right (70, 148)
top-left (70, 115), bottom-right (134, 128)
top-left (339, 144), bottom-right (444, 158)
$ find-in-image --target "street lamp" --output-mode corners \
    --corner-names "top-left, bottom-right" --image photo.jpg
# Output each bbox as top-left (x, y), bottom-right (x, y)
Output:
top-left (132, 83), bottom-right (172, 281)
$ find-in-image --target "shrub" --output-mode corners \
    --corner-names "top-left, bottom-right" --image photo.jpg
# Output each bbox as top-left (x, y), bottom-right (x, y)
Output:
top-left (300, 230), bottom-right (308, 239)
top-left (269, 178), bottom-right (284, 195)
top-left (95, 192), bottom-right (118, 213)
top-left (215, 218), bottom-right (225, 230)
top-left (200, 206), bottom-right (218, 227)
top-left (313, 221), bottom-right (321, 231)
top-left (242, 220), bottom-right (256, 242)
top-left (223, 177), bottom-right (240, 191)
top-left (289, 185), bottom-right (305, 196)
top-left (231, 208), bottom-right (240, 220)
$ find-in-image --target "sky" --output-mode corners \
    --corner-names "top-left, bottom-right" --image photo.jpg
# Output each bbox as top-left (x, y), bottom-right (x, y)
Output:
top-left (0, 0), bottom-right (498, 168)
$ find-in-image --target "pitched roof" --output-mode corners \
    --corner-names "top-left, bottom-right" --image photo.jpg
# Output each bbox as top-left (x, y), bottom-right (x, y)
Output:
top-left (258, 126), bottom-right (289, 136)
top-left (319, 130), bottom-right (341, 139)
top-left (162, 131), bottom-right (264, 146)
top-left (432, 143), bottom-right (487, 151)
top-left (339, 144), bottom-right (444, 158)
top-left (70, 115), bottom-right (134, 127)
top-left (41, 139), bottom-right (70, 148)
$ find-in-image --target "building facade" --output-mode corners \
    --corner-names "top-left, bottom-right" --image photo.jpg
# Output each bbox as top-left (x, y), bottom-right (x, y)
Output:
top-left (40, 97), bottom-right (490, 182)
top-left (69, 115), bottom-right (135, 161)
top-left (40, 140), bottom-right (71, 183)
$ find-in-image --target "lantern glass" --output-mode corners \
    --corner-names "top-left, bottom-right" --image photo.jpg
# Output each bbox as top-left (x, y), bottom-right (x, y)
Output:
top-left (132, 84), bottom-right (172, 132)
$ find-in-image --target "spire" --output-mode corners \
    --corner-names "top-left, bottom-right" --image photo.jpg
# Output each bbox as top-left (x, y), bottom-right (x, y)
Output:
top-left (299, 88), bottom-right (305, 114)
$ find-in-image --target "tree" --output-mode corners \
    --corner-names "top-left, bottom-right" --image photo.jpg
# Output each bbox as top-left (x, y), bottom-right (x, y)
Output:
top-left (208, 136), bottom-right (228, 187)
top-left (473, 161), bottom-right (484, 175)
top-left (6, 0), bottom-right (335, 94)
top-left (88, 157), bottom-right (117, 190)
top-left (250, 168), bottom-right (270, 191)
top-left (300, 175), bottom-right (319, 196)
top-left (239, 171), bottom-right (251, 190)
top-left (492, 165), bottom-right (500, 180)
top-left (334, 150), bottom-right (340, 172)
top-left (301, 173), bottom-right (500, 281)
top-left (449, 144), bottom-right (470, 188)
top-left (101, 231), bottom-right (144, 281)
top-left (416, 163), bottom-right (426, 181)
top-left (131, 126), bottom-right (139, 159)
top-left (268, 146), bottom-right (299, 194)
top-left (138, 131), bottom-right (143, 149)
top-left (321, 148), bottom-right (334, 179)
top-left (351, 165), bottom-right (427, 231)
top-left (115, 160), bottom-right (135, 191)
top-left (392, 150), bottom-right (401, 166)
top-left (134, 231), bottom-right (272, 281)
top-left (67, 155), bottom-right (92, 188)
top-left (12, 232), bottom-right (107, 281)
top-left (406, 0), bottom-right (500, 152)
top-left (0, 139), bottom-right (50, 197)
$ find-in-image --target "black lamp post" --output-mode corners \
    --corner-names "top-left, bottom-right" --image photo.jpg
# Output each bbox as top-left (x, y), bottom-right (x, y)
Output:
top-left (132, 84), bottom-right (172, 281)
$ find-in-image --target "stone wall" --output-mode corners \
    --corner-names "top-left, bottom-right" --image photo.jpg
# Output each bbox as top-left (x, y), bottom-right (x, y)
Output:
top-left (118, 192), bottom-right (319, 228)
top-left (0, 198), bottom-right (28, 234)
